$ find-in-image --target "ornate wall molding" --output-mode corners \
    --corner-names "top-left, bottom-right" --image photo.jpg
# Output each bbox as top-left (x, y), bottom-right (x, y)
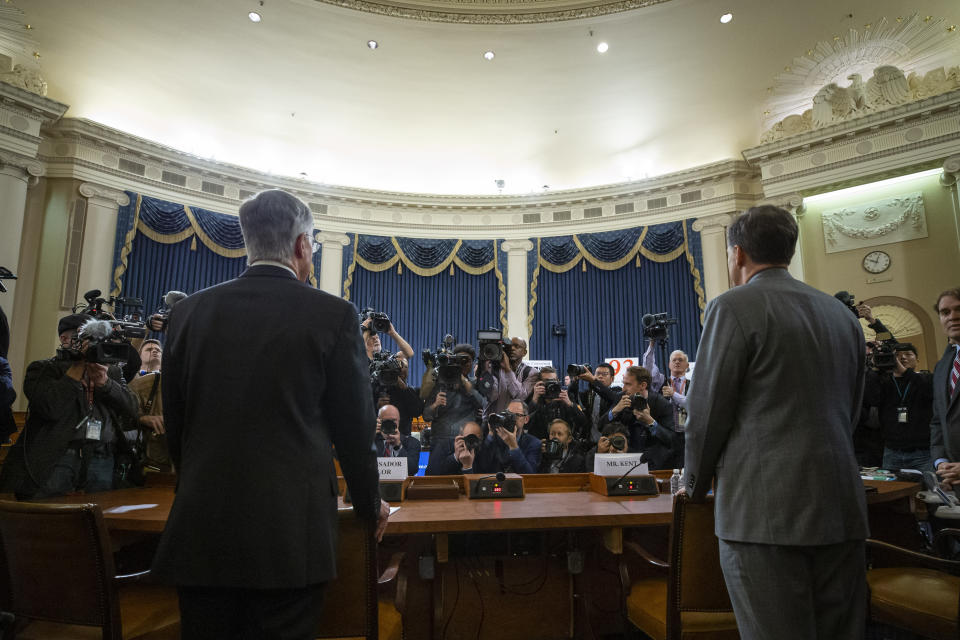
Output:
top-left (304, 0), bottom-right (670, 24)
top-left (40, 118), bottom-right (762, 239)
top-left (691, 213), bottom-right (734, 233)
top-left (821, 192), bottom-right (927, 253)
top-left (79, 182), bottom-right (131, 207)
top-left (316, 231), bottom-right (351, 247)
top-left (501, 240), bottom-right (534, 253)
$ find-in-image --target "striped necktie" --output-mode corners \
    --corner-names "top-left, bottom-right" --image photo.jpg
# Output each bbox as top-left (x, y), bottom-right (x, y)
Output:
top-left (951, 347), bottom-right (960, 396)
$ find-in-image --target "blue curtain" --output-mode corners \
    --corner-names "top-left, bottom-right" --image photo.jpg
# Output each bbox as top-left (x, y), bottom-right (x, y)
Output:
top-left (350, 266), bottom-right (502, 383)
top-left (529, 256), bottom-right (703, 370)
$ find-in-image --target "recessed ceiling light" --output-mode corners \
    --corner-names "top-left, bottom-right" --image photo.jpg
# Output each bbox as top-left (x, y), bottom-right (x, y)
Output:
top-left (483, 51), bottom-right (495, 61)
top-left (248, 11), bottom-right (262, 22)
top-left (720, 12), bottom-right (733, 23)
top-left (367, 40), bottom-right (379, 49)
top-left (596, 41), bottom-right (609, 53)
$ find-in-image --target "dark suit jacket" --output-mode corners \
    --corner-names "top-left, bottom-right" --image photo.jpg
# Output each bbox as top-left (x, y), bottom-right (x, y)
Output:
top-left (930, 344), bottom-right (960, 463)
top-left (684, 268), bottom-right (868, 546)
top-left (376, 434), bottom-right (422, 476)
top-left (599, 391), bottom-right (678, 470)
top-left (151, 265), bottom-right (380, 589)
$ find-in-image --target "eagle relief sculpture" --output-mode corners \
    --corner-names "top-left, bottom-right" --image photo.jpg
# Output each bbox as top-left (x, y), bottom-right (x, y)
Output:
top-left (760, 64), bottom-right (957, 142)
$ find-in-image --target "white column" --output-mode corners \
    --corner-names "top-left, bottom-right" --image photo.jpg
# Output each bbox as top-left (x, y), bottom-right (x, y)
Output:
top-left (317, 231), bottom-right (350, 296)
top-left (77, 183), bottom-right (130, 298)
top-left (691, 213), bottom-right (735, 302)
top-left (941, 155), bottom-right (960, 252)
top-left (500, 240), bottom-right (533, 344)
top-left (782, 195), bottom-right (806, 282)
top-left (0, 159), bottom-right (41, 322)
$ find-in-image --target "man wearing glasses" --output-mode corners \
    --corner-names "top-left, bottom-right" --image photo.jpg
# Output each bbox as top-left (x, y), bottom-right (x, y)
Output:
top-left (475, 399), bottom-right (541, 474)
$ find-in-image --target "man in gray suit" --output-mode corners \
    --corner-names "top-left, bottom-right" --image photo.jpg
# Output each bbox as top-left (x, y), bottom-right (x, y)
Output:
top-left (684, 205), bottom-right (868, 640)
top-left (930, 287), bottom-right (960, 484)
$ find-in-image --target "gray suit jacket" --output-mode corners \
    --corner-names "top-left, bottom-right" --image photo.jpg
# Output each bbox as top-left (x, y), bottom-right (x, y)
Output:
top-left (930, 344), bottom-right (960, 463)
top-left (684, 268), bottom-right (869, 546)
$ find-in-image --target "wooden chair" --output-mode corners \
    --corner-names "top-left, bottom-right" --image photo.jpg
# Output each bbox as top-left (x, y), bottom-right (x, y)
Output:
top-left (620, 493), bottom-right (739, 640)
top-left (316, 509), bottom-right (405, 640)
top-left (0, 500), bottom-right (179, 640)
top-left (866, 534), bottom-right (960, 640)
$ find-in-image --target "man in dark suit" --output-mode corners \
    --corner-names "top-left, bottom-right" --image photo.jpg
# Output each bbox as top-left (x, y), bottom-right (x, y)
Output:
top-left (568, 362), bottom-right (621, 442)
top-left (150, 190), bottom-right (388, 640)
top-left (375, 404), bottom-right (421, 476)
top-left (599, 365), bottom-right (678, 470)
top-left (684, 205), bottom-right (868, 640)
top-left (931, 287), bottom-right (960, 486)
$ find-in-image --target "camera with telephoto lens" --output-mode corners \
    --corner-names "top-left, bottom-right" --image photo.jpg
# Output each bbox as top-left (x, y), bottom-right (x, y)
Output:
top-left (463, 433), bottom-right (481, 453)
top-left (360, 308), bottom-right (391, 334)
top-left (608, 434), bottom-right (627, 451)
top-left (380, 418), bottom-right (399, 435)
top-left (543, 379), bottom-right (562, 400)
top-left (427, 334), bottom-right (466, 392)
top-left (488, 411), bottom-right (517, 433)
top-left (370, 350), bottom-right (403, 387)
top-left (543, 438), bottom-right (564, 460)
top-left (0, 265), bottom-right (17, 293)
top-left (834, 291), bottom-right (860, 317)
top-left (630, 394), bottom-right (648, 412)
top-left (642, 312), bottom-right (677, 341)
top-left (478, 329), bottom-right (508, 363)
top-left (59, 319), bottom-right (135, 366)
top-left (871, 336), bottom-right (899, 373)
top-left (567, 363), bottom-right (591, 378)
top-left (153, 290), bottom-right (188, 332)
top-left (74, 289), bottom-right (147, 340)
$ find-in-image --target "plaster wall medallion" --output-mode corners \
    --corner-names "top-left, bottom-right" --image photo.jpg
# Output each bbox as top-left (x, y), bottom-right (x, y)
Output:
top-left (821, 191), bottom-right (927, 253)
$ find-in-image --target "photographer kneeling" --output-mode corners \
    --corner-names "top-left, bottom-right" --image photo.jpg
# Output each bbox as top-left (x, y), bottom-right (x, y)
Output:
top-left (584, 422), bottom-right (631, 472)
top-left (425, 420), bottom-right (485, 475)
top-left (0, 318), bottom-right (139, 499)
top-left (600, 365), bottom-right (679, 470)
top-left (526, 366), bottom-right (588, 443)
top-left (476, 400), bottom-right (541, 474)
top-left (538, 418), bottom-right (585, 474)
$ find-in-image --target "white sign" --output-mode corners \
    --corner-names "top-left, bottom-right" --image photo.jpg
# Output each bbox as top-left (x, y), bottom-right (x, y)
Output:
top-left (523, 359), bottom-right (553, 370)
top-left (377, 457), bottom-right (408, 480)
top-left (604, 357), bottom-right (639, 386)
top-left (593, 453), bottom-right (648, 477)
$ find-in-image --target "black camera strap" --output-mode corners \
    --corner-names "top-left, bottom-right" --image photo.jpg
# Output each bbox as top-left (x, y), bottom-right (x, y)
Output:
top-left (144, 373), bottom-right (160, 414)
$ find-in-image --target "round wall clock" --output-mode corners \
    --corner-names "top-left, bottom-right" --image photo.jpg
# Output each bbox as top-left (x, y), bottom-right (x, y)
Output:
top-left (862, 250), bottom-right (891, 274)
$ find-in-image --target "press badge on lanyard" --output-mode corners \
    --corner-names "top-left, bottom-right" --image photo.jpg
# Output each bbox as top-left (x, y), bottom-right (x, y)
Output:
top-left (86, 418), bottom-right (102, 441)
top-left (897, 407), bottom-right (908, 424)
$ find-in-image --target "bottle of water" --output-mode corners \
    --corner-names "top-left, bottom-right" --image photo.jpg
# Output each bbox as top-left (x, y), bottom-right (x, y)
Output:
top-left (670, 468), bottom-right (681, 494)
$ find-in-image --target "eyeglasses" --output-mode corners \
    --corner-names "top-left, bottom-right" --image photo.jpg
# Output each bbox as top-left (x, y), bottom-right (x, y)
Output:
top-left (309, 234), bottom-right (321, 255)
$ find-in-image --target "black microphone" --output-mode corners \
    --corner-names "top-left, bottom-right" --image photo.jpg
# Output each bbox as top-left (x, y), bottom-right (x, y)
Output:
top-left (470, 471), bottom-right (506, 496)
top-left (612, 459), bottom-right (647, 486)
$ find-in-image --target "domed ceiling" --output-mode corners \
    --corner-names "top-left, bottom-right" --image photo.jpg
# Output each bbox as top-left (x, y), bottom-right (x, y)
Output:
top-left (11, 0), bottom-right (960, 195)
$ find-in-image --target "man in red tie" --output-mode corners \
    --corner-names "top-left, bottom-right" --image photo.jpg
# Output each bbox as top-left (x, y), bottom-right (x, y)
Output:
top-left (930, 287), bottom-right (960, 486)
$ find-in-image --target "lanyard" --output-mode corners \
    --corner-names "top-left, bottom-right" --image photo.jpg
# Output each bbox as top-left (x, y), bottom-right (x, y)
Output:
top-left (891, 374), bottom-right (912, 404)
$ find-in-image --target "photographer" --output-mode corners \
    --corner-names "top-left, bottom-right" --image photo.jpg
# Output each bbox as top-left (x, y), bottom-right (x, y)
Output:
top-left (474, 400), bottom-right (541, 474)
top-left (127, 339), bottom-right (171, 472)
top-left (422, 343), bottom-right (484, 442)
top-left (646, 346), bottom-right (692, 432)
top-left (425, 420), bottom-right (484, 475)
top-left (863, 343), bottom-right (934, 472)
top-left (361, 315), bottom-right (414, 363)
top-left (537, 418), bottom-right (585, 474)
top-left (372, 352), bottom-right (424, 436)
top-left (584, 421), bottom-right (631, 472)
top-left (1, 305), bottom-right (15, 443)
top-left (600, 365), bottom-right (679, 470)
top-left (0, 318), bottom-right (140, 498)
top-left (375, 405), bottom-right (421, 476)
top-left (478, 337), bottom-right (539, 420)
top-left (568, 362), bottom-right (621, 443)
top-left (527, 366), bottom-right (588, 442)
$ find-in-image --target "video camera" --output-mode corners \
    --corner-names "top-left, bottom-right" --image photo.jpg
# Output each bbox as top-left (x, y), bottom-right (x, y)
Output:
top-left (370, 350), bottom-right (404, 387)
top-left (642, 312), bottom-right (677, 341)
top-left (153, 290), bottom-right (187, 332)
top-left (478, 329), bottom-right (508, 363)
top-left (59, 319), bottom-right (135, 366)
top-left (488, 411), bottom-right (517, 433)
top-left (426, 334), bottom-right (467, 392)
top-left (72, 289), bottom-right (147, 341)
top-left (835, 291), bottom-right (898, 372)
top-left (360, 308), bottom-right (391, 334)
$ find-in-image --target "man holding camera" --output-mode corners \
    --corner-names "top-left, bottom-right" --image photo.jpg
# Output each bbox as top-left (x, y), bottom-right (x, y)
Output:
top-left (584, 422), bottom-right (631, 472)
top-left (375, 404), bottom-right (421, 476)
top-left (422, 343), bottom-right (484, 442)
top-left (568, 362), bottom-right (621, 443)
top-left (527, 366), bottom-right (588, 442)
top-left (0, 317), bottom-right (140, 498)
top-left (372, 351), bottom-right (423, 437)
top-left (476, 400), bottom-right (541, 474)
top-left (479, 337), bottom-right (539, 420)
top-left (425, 420), bottom-right (485, 475)
top-left (127, 339), bottom-right (171, 472)
top-left (537, 418), bottom-right (585, 474)
top-left (863, 342), bottom-right (933, 472)
top-left (361, 315), bottom-right (414, 363)
top-left (599, 365), bottom-right (678, 470)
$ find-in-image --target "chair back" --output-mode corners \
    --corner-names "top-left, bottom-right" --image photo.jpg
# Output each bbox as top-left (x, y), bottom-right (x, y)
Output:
top-left (314, 508), bottom-right (378, 640)
top-left (0, 500), bottom-right (122, 640)
top-left (667, 493), bottom-right (738, 639)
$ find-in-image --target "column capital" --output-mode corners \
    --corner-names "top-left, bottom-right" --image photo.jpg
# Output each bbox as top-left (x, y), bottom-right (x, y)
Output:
top-left (759, 193), bottom-right (805, 217)
top-left (692, 213), bottom-right (735, 233)
top-left (79, 182), bottom-right (130, 207)
top-left (500, 239), bottom-right (533, 254)
top-left (315, 231), bottom-right (350, 247)
top-left (941, 155), bottom-right (960, 187)
top-left (0, 150), bottom-right (44, 183)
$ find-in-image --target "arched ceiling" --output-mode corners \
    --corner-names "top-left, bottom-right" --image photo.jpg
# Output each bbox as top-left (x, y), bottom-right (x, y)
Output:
top-left (14, 0), bottom-right (960, 195)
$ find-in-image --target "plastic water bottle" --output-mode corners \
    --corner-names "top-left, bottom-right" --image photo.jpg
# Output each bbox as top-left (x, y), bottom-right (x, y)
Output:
top-left (670, 468), bottom-right (681, 495)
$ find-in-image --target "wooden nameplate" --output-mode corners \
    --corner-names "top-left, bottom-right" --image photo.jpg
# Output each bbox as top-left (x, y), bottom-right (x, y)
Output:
top-left (404, 477), bottom-right (461, 500)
